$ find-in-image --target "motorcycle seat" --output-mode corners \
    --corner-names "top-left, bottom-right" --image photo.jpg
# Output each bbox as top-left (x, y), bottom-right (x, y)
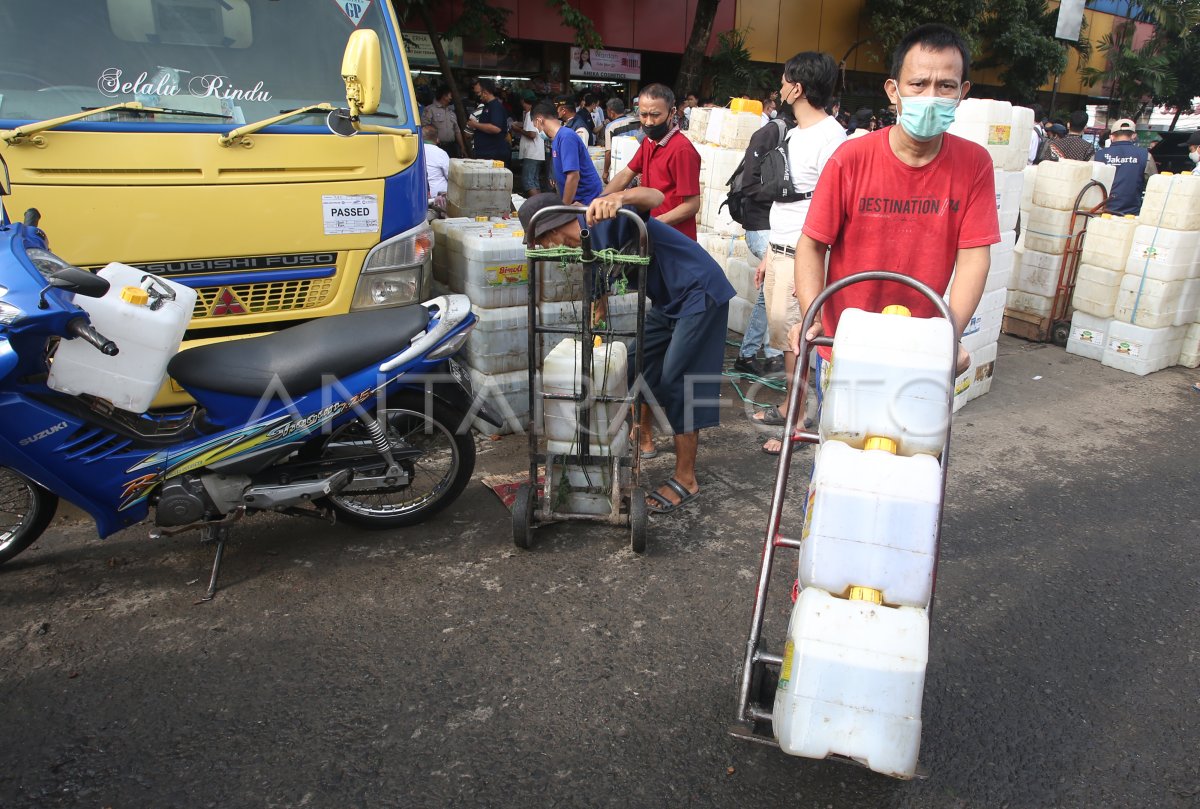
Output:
top-left (167, 305), bottom-right (432, 398)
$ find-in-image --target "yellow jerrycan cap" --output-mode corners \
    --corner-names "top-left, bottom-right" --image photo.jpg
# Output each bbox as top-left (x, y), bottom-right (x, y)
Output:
top-left (882, 304), bottom-right (911, 317)
top-left (120, 286), bottom-right (149, 306)
top-left (848, 586), bottom-right (884, 605)
top-left (863, 436), bottom-right (898, 454)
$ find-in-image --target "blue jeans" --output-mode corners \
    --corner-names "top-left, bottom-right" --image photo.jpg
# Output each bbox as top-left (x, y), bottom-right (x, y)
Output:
top-left (739, 230), bottom-right (782, 360)
top-left (520, 158), bottom-right (543, 193)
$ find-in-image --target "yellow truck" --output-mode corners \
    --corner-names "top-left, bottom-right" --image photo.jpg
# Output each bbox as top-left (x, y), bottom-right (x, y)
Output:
top-left (0, 0), bottom-right (432, 405)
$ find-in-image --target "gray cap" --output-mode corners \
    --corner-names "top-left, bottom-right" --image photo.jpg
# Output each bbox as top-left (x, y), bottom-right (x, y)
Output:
top-left (518, 193), bottom-right (580, 243)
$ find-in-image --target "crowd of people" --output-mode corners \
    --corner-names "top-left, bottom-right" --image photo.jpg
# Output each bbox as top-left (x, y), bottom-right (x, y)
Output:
top-left (416, 23), bottom-right (1193, 514)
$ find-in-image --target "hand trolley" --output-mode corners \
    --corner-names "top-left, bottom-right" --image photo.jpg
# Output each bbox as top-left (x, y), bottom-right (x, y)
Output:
top-left (729, 272), bottom-right (959, 778)
top-left (1004, 179), bottom-right (1108, 345)
top-left (512, 206), bottom-right (650, 553)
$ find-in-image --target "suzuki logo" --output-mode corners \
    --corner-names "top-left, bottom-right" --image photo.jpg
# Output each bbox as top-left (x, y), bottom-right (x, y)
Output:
top-left (210, 287), bottom-right (247, 317)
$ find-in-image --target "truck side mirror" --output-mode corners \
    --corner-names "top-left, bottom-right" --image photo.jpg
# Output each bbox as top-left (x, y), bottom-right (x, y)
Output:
top-left (341, 29), bottom-right (382, 118)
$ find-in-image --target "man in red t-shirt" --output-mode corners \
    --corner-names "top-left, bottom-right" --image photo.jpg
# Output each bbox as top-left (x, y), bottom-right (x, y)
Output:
top-left (603, 83), bottom-right (701, 239)
top-left (789, 24), bottom-right (999, 375)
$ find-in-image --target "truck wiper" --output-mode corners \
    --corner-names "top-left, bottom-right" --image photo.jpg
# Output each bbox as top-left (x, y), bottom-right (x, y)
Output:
top-left (1, 101), bottom-right (169, 146)
top-left (82, 105), bottom-right (233, 120)
top-left (280, 107), bottom-right (398, 119)
top-left (219, 103), bottom-right (333, 147)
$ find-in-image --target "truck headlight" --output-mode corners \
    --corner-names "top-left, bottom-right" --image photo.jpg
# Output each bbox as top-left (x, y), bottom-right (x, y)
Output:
top-left (350, 222), bottom-right (433, 311)
top-left (351, 267), bottom-right (423, 309)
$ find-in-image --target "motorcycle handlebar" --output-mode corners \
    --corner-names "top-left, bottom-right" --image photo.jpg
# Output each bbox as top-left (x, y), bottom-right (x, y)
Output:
top-left (66, 317), bottom-right (119, 356)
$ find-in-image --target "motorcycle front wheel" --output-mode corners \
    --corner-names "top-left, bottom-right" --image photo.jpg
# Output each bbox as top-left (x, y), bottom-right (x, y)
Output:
top-left (0, 467), bottom-right (58, 565)
top-left (318, 393), bottom-right (476, 528)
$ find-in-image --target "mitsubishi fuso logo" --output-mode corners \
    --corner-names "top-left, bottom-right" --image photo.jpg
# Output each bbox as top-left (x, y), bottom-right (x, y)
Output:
top-left (210, 288), bottom-right (247, 317)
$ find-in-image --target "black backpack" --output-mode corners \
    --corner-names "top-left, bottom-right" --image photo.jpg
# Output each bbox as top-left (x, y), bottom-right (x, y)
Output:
top-left (722, 119), bottom-right (801, 225)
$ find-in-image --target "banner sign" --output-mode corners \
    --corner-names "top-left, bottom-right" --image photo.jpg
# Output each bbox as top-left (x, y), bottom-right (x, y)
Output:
top-left (569, 47), bottom-right (641, 80)
top-left (401, 31), bottom-right (463, 67)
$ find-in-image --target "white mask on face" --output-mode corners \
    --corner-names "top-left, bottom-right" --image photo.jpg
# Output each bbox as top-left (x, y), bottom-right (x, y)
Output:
top-left (1191, 150), bottom-right (1200, 164)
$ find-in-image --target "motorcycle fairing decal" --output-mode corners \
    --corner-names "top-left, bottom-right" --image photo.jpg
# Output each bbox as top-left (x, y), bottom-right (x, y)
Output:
top-left (117, 383), bottom-right (383, 511)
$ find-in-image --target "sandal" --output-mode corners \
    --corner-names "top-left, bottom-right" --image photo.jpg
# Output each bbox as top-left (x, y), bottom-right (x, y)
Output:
top-left (752, 405), bottom-right (788, 426)
top-left (646, 477), bottom-right (701, 515)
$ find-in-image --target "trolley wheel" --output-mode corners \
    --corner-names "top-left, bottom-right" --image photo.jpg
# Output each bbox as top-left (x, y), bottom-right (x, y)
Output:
top-left (629, 487), bottom-right (648, 554)
top-left (512, 483), bottom-right (535, 550)
top-left (1051, 320), bottom-right (1071, 347)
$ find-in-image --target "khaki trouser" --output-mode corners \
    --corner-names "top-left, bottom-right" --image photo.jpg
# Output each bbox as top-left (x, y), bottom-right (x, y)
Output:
top-left (762, 246), bottom-right (802, 352)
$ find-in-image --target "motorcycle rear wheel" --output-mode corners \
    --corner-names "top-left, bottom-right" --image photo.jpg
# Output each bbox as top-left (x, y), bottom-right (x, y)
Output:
top-left (319, 393), bottom-right (475, 528)
top-left (0, 467), bottom-right (58, 565)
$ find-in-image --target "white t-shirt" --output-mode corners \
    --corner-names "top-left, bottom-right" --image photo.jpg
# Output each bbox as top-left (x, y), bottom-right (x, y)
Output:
top-left (423, 142), bottom-right (450, 199)
top-left (519, 111), bottom-right (544, 161)
top-left (768, 115), bottom-right (846, 247)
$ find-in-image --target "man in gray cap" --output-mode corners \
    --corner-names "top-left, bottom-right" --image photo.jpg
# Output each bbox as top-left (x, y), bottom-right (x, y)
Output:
top-left (519, 190), bottom-right (735, 515)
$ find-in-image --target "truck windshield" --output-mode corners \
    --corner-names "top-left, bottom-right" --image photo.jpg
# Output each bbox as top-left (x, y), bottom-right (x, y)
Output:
top-left (0, 0), bottom-right (408, 127)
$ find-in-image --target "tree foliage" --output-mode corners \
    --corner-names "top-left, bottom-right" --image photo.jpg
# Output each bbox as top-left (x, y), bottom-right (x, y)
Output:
top-left (863, 0), bottom-right (986, 64)
top-left (1079, 0), bottom-right (1200, 120)
top-left (705, 30), bottom-right (774, 102)
top-left (976, 0), bottom-right (1089, 105)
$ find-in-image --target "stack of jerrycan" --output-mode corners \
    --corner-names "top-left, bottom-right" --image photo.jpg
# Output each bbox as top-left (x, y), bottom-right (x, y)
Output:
top-left (945, 99), bottom-right (1033, 409)
top-left (773, 306), bottom-right (954, 779)
top-left (1066, 212), bottom-right (1139, 360)
top-left (1103, 173), bottom-right (1200, 374)
top-left (446, 159), bottom-right (513, 219)
top-left (1066, 172), bottom-right (1200, 374)
top-left (541, 336), bottom-right (630, 514)
top-left (697, 232), bottom-right (755, 334)
top-left (430, 215), bottom-right (643, 434)
top-left (1010, 159), bottom-right (1114, 323)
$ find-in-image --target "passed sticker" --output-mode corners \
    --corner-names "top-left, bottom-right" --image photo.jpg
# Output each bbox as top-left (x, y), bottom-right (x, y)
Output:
top-left (334, 0), bottom-right (373, 26)
top-left (322, 194), bottom-right (379, 235)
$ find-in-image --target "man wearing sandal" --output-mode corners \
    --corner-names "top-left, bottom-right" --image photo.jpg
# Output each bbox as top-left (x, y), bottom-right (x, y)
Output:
top-left (753, 51), bottom-right (846, 455)
top-left (518, 191), bottom-right (735, 516)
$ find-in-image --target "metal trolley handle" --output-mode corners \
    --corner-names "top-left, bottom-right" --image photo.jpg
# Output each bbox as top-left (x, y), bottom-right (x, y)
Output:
top-left (732, 270), bottom-right (959, 751)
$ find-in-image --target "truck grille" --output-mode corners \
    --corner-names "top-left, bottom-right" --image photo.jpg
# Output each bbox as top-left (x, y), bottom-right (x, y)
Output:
top-left (192, 278), bottom-right (336, 319)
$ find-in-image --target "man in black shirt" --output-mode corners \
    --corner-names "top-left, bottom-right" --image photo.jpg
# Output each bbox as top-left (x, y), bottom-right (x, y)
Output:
top-left (466, 79), bottom-right (511, 162)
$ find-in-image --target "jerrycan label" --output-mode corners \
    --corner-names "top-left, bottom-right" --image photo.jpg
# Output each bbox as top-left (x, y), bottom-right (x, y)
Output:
top-left (486, 263), bottom-right (529, 286)
top-left (1071, 326), bottom-right (1102, 344)
top-left (1109, 337), bottom-right (1143, 357)
top-left (987, 124), bottom-right (1012, 146)
top-left (777, 638), bottom-right (795, 692)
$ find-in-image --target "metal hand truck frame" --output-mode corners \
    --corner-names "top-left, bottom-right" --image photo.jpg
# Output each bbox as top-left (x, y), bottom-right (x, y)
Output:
top-left (729, 272), bottom-right (959, 779)
top-left (1003, 180), bottom-right (1108, 345)
top-left (512, 206), bottom-right (650, 553)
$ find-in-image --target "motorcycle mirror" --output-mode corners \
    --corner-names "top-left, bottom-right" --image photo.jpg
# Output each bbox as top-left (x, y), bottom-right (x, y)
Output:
top-left (326, 108), bottom-right (357, 138)
top-left (47, 266), bottom-right (110, 298)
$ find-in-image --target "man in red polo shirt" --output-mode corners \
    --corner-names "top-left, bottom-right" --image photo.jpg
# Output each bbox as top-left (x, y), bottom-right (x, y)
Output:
top-left (603, 83), bottom-right (701, 239)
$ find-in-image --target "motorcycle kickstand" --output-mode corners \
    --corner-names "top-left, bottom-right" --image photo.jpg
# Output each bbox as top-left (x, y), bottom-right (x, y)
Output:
top-left (195, 524), bottom-right (231, 605)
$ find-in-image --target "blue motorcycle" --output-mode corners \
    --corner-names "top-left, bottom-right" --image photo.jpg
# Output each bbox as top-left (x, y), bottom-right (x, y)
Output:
top-left (0, 157), bottom-right (498, 599)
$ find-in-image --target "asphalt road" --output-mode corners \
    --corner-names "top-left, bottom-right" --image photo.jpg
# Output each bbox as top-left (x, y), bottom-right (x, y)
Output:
top-left (1, 336), bottom-right (1197, 809)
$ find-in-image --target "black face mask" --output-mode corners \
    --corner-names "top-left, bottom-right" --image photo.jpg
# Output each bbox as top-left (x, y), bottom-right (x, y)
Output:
top-left (643, 120), bottom-right (671, 141)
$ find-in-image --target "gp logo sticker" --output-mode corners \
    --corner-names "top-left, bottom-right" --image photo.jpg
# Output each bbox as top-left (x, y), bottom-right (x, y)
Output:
top-left (334, 0), bottom-right (373, 26)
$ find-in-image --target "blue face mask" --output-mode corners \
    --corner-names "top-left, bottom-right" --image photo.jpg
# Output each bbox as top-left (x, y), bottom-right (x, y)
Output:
top-left (897, 95), bottom-right (959, 141)
top-left (540, 130), bottom-right (551, 143)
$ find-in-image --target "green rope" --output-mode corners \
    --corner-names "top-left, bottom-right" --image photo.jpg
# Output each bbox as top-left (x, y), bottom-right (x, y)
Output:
top-left (525, 246), bottom-right (651, 265)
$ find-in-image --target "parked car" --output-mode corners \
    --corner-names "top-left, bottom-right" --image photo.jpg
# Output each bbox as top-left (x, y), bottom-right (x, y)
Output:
top-left (1147, 129), bottom-right (1197, 175)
